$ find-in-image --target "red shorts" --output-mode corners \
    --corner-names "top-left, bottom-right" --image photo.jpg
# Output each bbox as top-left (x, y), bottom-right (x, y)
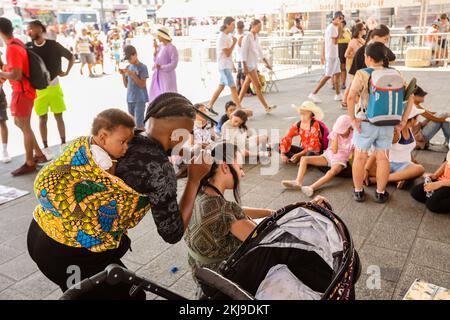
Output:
top-left (11, 91), bottom-right (35, 117)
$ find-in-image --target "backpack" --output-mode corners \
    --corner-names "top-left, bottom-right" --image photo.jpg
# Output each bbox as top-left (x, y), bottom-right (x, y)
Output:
top-left (11, 41), bottom-right (50, 91)
top-left (297, 119), bottom-right (329, 151)
top-left (364, 67), bottom-right (405, 126)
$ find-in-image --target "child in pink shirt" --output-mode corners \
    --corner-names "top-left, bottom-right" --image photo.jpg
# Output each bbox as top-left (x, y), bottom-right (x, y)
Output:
top-left (282, 115), bottom-right (354, 197)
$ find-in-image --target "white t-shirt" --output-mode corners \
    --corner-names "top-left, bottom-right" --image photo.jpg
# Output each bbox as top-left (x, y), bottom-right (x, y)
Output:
top-left (217, 32), bottom-right (234, 70)
top-left (290, 26), bottom-right (301, 34)
top-left (91, 145), bottom-right (113, 171)
top-left (324, 23), bottom-right (339, 58)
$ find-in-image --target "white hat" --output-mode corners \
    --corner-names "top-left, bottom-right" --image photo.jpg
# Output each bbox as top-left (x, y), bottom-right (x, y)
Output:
top-left (154, 26), bottom-right (172, 42)
top-left (292, 101), bottom-right (324, 121)
top-left (408, 105), bottom-right (425, 120)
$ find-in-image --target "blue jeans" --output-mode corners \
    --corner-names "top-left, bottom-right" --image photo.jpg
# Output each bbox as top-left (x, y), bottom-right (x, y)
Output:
top-left (128, 102), bottom-right (146, 128)
top-left (422, 113), bottom-right (450, 144)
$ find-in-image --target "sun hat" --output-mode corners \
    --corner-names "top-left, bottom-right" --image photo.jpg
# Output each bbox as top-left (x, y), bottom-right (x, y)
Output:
top-left (154, 26), bottom-right (172, 41)
top-left (332, 115), bottom-right (353, 135)
top-left (292, 101), bottom-right (324, 121)
top-left (408, 105), bottom-right (425, 120)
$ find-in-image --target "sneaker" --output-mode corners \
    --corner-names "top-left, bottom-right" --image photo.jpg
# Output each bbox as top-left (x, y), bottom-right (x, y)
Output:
top-left (334, 93), bottom-right (343, 101)
top-left (301, 186), bottom-right (315, 197)
top-left (42, 148), bottom-right (54, 161)
top-left (60, 143), bottom-right (68, 154)
top-left (265, 105), bottom-right (277, 113)
top-left (341, 85), bottom-right (347, 90)
top-left (353, 189), bottom-right (366, 202)
top-left (207, 108), bottom-right (219, 116)
top-left (375, 190), bottom-right (390, 204)
top-left (1, 151), bottom-right (11, 164)
top-left (281, 180), bottom-right (302, 190)
top-left (11, 163), bottom-right (37, 177)
top-left (308, 93), bottom-right (322, 104)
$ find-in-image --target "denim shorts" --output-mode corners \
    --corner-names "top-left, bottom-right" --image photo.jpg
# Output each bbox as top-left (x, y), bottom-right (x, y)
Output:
top-left (390, 162), bottom-right (411, 174)
top-left (127, 102), bottom-right (146, 127)
top-left (219, 69), bottom-right (236, 87)
top-left (353, 122), bottom-right (395, 152)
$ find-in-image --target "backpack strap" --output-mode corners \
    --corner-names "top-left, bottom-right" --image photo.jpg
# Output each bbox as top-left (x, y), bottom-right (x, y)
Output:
top-left (8, 41), bottom-right (28, 93)
top-left (363, 67), bottom-right (375, 94)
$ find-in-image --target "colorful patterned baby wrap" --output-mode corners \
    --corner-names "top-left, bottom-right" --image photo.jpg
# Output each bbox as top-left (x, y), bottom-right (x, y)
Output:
top-left (33, 137), bottom-right (152, 253)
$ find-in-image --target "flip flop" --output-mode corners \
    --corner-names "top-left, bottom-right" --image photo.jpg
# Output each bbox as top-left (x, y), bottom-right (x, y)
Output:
top-left (404, 78), bottom-right (417, 101)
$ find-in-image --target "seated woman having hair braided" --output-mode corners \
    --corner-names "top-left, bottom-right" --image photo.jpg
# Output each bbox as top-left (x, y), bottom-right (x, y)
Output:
top-left (184, 142), bottom-right (275, 297)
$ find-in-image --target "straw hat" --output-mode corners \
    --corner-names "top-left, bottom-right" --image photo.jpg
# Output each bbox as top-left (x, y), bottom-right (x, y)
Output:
top-left (292, 101), bottom-right (324, 121)
top-left (154, 26), bottom-right (172, 41)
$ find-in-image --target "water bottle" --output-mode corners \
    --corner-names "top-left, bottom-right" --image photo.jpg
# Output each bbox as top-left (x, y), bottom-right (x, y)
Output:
top-left (424, 176), bottom-right (434, 198)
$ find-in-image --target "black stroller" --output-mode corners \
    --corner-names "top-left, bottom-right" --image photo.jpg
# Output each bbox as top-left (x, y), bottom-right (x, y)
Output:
top-left (60, 200), bottom-right (361, 300)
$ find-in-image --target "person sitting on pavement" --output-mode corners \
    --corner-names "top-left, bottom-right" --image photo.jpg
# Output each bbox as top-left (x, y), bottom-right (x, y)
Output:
top-left (282, 115), bottom-right (354, 197)
top-left (411, 144), bottom-right (450, 214)
top-left (221, 109), bottom-right (269, 160)
top-left (184, 142), bottom-right (275, 298)
top-left (277, 101), bottom-right (325, 165)
top-left (410, 86), bottom-right (450, 150)
top-left (216, 101), bottom-right (237, 135)
top-left (364, 106), bottom-right (426, 190)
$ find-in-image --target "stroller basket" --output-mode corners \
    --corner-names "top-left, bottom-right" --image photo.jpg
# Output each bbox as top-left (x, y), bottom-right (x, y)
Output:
top-left (197, 201), bottom-right (361, 300)
top-left (60, 201), bottom-right (360, 300)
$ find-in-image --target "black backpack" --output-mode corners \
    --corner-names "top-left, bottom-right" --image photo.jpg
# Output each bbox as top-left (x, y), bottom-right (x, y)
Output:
top-left (11, 41), bottom-right (50, 90)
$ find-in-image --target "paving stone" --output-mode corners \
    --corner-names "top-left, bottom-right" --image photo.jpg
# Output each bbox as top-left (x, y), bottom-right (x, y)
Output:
top-left (356, 274), bottom-right (397, 300)
top-left (1, 233), bottom-right (28, 253)
top-left (0, 274), bottom-right (14, 292)
top-left (358, 245), bottom-right (408, 283)
top-left (0, 288), bottom-right (33, 300)
top-left (169, 272), bottom-right (197, 300)
top-left (417, 211), bottom-right (450, 245)
top-left (394, 263), bottom-right (450, 299)
top-left (44, 289), bottom-right (64, 300)
top-left (10, 271), bottom-right (59, 300)
top-left (409, 238), bottom-right (450, 273)
top-left (0, 245), bottom-right (22, 265)
top-left (0, 254), bottom-right (39, 281)
top-left (138, 242), bottom-right (190, 288)
top-left (124, 229), bottom-right (171, 265)
top-left (366, 222), bottom-right (417, 253)
top-left (122, 259), bottom-right (144, 273)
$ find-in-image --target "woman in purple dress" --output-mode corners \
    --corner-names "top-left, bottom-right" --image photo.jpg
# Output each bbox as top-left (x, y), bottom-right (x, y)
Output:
top-left (149, 27), bottom-right (179, 103)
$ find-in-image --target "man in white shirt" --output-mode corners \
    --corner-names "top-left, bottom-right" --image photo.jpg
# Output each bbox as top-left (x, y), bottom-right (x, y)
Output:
top-left (207, 17), bottom-right (242, 116)
top-left (309, 11), bottom-right (344, 104)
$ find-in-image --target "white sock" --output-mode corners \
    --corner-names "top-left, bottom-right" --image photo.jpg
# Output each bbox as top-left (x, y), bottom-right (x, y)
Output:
top-left (2, 143), bottom-right (7, 153)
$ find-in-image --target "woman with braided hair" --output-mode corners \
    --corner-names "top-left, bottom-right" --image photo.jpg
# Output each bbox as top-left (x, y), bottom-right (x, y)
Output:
top-left (27, 93), bottom-right (211, 300)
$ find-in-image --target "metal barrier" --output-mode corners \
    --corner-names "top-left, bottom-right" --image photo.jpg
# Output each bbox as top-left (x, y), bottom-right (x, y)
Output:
top-left (389, 32), bottom-right (450, 66)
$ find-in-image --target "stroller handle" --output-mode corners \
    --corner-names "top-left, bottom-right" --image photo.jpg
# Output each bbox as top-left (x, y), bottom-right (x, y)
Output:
top-left (59, 264), bottom-right (187, 300)
top-left (59, 271), bottom-right (108, 300)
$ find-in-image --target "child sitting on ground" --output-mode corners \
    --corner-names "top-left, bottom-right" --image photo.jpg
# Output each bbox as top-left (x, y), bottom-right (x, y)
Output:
top-left (221, 109), bottom-right (269, 159)
top-left (89, 109), bottom-right (136, 175)
top-left (216, 101), bottom-right (237, 135)
top-left (278, 101), bottom-right (326, 164)
top-left (191, 103), bottom-right (217, 153)
top-left (282, 115), bottom-right (354, 197)
top-left (348, 42), bottom-right (414, 203)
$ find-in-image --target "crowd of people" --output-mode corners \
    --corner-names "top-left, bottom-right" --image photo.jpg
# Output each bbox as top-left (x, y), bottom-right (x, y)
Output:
top-left (0, 12), bottom-right (448, 301)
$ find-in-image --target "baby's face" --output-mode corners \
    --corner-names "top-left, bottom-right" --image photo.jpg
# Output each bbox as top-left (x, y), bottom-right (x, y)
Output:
top-left (100, 126), bottom-right (135, 159)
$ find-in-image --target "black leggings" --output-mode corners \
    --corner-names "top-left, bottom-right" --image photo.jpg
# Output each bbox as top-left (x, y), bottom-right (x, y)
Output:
top-left (411, 183), bottom-right (450, 214)
top-left (27, 219), bottom-right (145, 300)
top-left (276, 145), bottom-right (321, 158)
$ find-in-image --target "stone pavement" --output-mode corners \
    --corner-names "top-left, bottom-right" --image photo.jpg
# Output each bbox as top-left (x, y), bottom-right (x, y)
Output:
top-left (0, 69), bottom-right (449, 300)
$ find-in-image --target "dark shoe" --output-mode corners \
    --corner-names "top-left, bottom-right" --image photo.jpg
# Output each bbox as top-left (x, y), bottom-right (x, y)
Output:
top-left (11, 163), bottom-right (37, 177)
top-left (353, 189), bottom-right (366, 202)
top-left (208, 108), bottom-right (218, 116)
top-left (375, 190), bottom-right (390, 204)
